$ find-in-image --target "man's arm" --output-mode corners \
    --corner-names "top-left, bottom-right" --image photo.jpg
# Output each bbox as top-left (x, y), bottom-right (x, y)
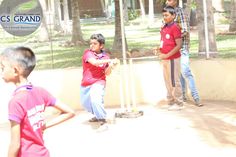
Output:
top-left (8, 121), bottom-right (20, 157)
top-left (176, 7), bottom-right (190, 36)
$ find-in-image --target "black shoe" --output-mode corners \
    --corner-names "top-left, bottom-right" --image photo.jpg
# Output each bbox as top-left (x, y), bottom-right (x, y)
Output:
top-left (89, 117), bottom-right (99, 122)
top-left (99, 119), bottom-right (107, 125)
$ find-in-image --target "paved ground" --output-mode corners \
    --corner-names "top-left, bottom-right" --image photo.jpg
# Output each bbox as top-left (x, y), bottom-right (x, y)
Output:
top-left (0, 100), bottom-right (236, 157)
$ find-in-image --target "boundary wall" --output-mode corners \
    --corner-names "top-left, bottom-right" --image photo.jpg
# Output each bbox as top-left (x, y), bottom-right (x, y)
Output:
top-left (0, 59), bottom-right (236, 123)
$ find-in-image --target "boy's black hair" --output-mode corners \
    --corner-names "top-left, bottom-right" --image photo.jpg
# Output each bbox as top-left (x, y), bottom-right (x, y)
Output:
top-left (162, 5), bottom-right (176, 15)
top-left (1, 46), bottom-right (36, 77)
top-left (90, 33), bottom-right (105, 45)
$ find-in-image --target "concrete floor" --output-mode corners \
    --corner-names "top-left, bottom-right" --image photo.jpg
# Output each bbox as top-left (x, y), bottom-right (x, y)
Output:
top-left (0, 100), bottom-right (236, 157)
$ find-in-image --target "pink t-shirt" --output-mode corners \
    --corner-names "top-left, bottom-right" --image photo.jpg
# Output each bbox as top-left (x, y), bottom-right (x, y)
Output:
top-left (81, 49), bottom-right (110, 86)
top-left (160, 22), bottom-right (181, 60)
top-left (8, 84), bottom-right (56, 157)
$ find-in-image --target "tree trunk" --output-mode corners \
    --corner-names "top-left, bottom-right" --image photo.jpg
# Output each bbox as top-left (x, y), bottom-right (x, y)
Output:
top-left (212, 0), bottom-right (225, 12)
top-left (184, 0), bottom-right (192, 15)
top-left (53, 0), bottom-right (63, 32)
top-left (112, 0), bottom-right (128, 53)
top-left (155, 0), bottom-right (164, 13)
top-left (104, 0), bottom-right (112, 18)
top-left (38, 0), bottom-right (49, 41)
top-left (139, 0), bottom-right (145, 20)
top-left (196, 0), bottom-right (217, 57)
top-left (123, 0), bottom-right (129, 22)
top-left (148, 0), bottom-right (154, 27)
top-left (62, 0), bottom-right (70, 34)
top-left (229, 0), bottom-right (236, 32)
top-left (179, 0), bottom-right (183, 8)
top-left (71, 0), bottom-right (86, 45)
top-left (213, 0), bottom-right (226, 24)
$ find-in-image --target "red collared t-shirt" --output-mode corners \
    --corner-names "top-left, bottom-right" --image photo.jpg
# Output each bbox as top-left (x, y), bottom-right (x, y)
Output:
top-left (160, 22), bottom-right (181, 60)
top-left (81, 49), bottom-right (110, 86)
top-left (8, 84), bottom-right (56, 157)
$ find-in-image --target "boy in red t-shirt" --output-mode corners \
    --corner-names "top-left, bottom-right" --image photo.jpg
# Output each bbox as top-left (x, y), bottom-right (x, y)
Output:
top-left (0, 46), bottom-right (75, 157)
top-left (157, 6), bottom-right (183, 110)
top-left (80, 34), bottom-right (119, 125)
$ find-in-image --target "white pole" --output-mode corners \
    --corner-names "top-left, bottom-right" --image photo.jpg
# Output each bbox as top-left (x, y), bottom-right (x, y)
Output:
top-left (203, 0), bottom-right (210, 59)
top-left (129, 59), bottom-right (137, 110)
top-left (119, 0), bottom-right (126, 63)
top-left (119, 64), bottom-right (125, 111)
top-left (119, 0), bottom-right (131, 111)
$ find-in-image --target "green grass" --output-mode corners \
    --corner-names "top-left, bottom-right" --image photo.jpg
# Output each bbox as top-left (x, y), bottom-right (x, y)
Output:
top-left (0, 20), bottom-right (236, 70)
top-left (189, 34), bottom-right (236, 58)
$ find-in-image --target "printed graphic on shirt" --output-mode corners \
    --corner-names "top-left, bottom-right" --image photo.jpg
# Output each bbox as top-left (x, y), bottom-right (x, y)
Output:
top-left (27, 104), bottom-right (45, 131)
top-left (166, 34), bottom-right (170, 39)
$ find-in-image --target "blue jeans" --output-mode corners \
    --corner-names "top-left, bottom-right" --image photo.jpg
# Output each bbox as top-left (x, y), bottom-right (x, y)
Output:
top-left (180, 49), bottom-right (200, 101)
top-left (80, 83), bottom-right (107, 119)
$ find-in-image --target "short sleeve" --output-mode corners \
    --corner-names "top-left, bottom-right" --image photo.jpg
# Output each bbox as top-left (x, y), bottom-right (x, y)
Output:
top-left (172, 24), bottom-right (182, 39)
top-left (83, 50), bottom-right (95, 63)
top-left (39, 87), bottom-right (57, 107)
top-left (8, 99), bottom-right (25, 123)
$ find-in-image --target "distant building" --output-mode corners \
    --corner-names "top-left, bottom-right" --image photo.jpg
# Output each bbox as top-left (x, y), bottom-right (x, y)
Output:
top-left (42, 0), bottom-right (162, 32)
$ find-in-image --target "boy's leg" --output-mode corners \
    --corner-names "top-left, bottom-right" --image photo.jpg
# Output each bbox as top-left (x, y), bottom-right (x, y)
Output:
top-left (172, 58), bottom-right (183, 105)
top-left (80, 85), bottom-right (93, 113)
top-left (162, 60), bottom-right (174, 105)
top-left (167, 58), bottom-right (184, 111)
top-left (90, 83), bottom-right (107, 120)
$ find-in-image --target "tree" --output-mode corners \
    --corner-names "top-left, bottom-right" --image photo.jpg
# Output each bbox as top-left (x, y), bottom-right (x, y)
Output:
top-left (53, 0), bottom-right (63, 32)
top-left (139, 0), bottom-right (146, 20)
top-left (71, 0), bottom-right (86, 45)
top-left (212, 0), bottom-right (224, 12)
top-left (196, 0), bottom-right (217, 57)
top-left (148, 0), bottom-right (154, 27)
top-left (213, 0), bottom-right (226, 24)
top-left (123, 0), bottom-right (129, 22)
top-left (112, 0), bottom-right (128, 53)
top-left (62, 0), bottom-right (70, 34)
top-left (38, 0), bottom-right (49, 41)
top-left (229, 0), bottom-right (236, 32)
top-left (183, 0), bottom-right (192, 15)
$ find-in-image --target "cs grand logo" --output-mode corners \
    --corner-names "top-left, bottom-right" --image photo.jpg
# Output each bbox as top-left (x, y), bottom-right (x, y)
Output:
top-left (0, 0), bottom-right (42, 36)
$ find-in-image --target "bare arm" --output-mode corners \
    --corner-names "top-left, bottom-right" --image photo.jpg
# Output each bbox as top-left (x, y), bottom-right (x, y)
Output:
top-left (105, 58), bottom-right (120, 76)
top-left (159, 38), bottom-right (182, 59)
top-left (44, 100), bottom-right (75, 129)
top-left (8, 121), bottom-right (20, 157)
top-left (87, 57), bottom-right (119, 76)
top-left (87, 58), bottom-right (112, 67)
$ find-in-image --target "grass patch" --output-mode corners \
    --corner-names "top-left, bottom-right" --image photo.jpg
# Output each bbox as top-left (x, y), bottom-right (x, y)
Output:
top-left (0, 19), bottom-right (235, 70)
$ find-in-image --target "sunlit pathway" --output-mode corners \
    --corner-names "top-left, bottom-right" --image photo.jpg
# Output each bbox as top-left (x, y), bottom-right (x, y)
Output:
top-left (1, 101), bottom-right (236, 157)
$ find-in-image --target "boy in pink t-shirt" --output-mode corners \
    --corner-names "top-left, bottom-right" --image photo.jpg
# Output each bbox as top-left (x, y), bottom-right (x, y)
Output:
top-left (0, 46), bottom-right (75, 157)
top-left (80, 34), bottom-right (119, 125)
